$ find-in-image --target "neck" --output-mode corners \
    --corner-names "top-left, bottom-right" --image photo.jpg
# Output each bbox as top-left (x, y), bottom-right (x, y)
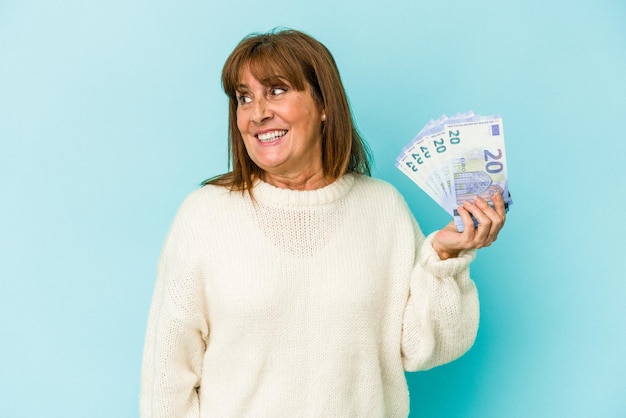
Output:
top-left (262, 169), bottom-right (332, 191)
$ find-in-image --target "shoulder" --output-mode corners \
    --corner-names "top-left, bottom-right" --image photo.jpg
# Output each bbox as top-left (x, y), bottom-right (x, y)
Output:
top-left (183, 183), bottom-right (232, 204)
top-left (162, 184), bottom-right (240, 250)
top-left (348, 175), bottom-right (424, 251)
top-left (169, 184), bottom-right (241, 228)
top-left (351, 174), bottom-right (410, 207)
top-left (348, 175), bottom-right (417, 227)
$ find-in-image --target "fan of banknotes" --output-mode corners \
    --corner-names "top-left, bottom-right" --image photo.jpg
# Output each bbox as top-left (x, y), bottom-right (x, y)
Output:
top-left (396, 111), bottom-right (512, 231)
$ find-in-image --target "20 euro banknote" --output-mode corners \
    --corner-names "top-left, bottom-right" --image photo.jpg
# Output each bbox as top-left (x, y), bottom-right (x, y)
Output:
top-left (396, 112), bottom-right (512, 232)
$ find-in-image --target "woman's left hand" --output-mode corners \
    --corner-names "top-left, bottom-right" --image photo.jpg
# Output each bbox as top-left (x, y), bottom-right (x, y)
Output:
top-left (431, 193), bottom-right (507, 260)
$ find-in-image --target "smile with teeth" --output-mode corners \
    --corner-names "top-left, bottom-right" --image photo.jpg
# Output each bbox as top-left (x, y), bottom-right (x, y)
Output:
top-left (257, 130), bottom-right (288, 143)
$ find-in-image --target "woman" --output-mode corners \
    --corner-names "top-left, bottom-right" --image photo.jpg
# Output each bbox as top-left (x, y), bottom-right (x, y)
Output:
top-left (140, 29), bottom-right (506, 417)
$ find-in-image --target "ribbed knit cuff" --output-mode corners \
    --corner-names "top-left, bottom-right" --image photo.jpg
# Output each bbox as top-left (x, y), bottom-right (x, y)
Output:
top-left (418, 232), bottom-right (476, 277)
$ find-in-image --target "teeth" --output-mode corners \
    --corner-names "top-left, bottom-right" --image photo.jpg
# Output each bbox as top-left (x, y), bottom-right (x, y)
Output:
top-left (257, 130), bottom-right (287, 142)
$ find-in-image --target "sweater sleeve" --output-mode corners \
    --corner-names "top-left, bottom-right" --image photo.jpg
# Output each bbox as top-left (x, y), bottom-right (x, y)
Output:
top-left (140, 198), bottom-right (209, 418)
top-left (401, 227), bottom-right (479, 372)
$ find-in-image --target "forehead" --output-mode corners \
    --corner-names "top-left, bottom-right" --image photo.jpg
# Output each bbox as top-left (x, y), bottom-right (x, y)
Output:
top-left (237, 55), bottom-right (306, 91)
top-left (237, 67), bottom-right (285, 89)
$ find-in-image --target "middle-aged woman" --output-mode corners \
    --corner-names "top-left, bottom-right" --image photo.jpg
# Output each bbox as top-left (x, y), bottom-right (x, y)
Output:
top-left (140, 28), bottom-right (506, 417)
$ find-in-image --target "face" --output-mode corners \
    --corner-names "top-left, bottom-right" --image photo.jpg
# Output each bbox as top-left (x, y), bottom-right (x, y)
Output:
top-left (235, 67), bottom-right (325, 183)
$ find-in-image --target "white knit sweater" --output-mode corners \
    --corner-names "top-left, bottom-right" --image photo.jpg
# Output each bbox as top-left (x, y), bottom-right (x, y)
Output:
top-left (140, 174), bottom-right (479, 417)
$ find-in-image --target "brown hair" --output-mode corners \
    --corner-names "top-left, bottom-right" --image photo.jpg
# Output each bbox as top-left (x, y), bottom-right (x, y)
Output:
top-left (204, 28), bottom-right (371, 192)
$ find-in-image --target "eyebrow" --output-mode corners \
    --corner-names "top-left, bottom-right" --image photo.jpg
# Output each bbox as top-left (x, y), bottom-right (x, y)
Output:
top-left (263, 76), bottom-right (290, 86)
top-left (234, 76), bottom-right (293, 95)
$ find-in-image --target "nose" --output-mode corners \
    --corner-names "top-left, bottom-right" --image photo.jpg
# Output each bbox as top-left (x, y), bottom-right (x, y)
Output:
top-left (251, 96), bottom-right (272, 124)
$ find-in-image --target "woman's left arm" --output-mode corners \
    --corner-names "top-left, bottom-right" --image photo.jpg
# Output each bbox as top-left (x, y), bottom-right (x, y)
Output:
top-left (401, 193), bottom-right (506, 371)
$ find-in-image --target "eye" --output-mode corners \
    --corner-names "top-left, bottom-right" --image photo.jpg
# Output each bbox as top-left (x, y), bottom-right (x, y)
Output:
top-left (236, 94), bottom-right (252, 106)
top-left (270, 87), bottom-right (287, 96)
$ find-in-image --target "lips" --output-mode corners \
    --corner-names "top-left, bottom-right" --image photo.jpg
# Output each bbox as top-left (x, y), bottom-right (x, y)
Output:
top-left (256, 130), bottom-right (288, 143)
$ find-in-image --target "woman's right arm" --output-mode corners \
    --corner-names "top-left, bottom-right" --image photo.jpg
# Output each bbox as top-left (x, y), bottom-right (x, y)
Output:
top-left (140, 200), bottom-right (209, 418)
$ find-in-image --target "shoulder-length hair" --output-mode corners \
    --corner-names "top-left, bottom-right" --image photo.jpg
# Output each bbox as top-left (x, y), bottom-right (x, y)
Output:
top-left (204, 28), bottom-right (371, 192)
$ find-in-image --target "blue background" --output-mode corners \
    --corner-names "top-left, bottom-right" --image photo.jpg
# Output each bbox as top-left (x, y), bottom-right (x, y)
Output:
top-left (1, 0), bottom-right (625, 416)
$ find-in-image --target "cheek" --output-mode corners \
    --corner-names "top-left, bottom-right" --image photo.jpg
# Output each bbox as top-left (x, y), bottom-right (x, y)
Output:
top-left (235, 109), bottom-right (247, 133)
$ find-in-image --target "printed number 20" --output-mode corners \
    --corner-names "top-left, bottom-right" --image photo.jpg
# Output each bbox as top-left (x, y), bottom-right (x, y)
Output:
top-left (484, 149), bottom-right (503, 174)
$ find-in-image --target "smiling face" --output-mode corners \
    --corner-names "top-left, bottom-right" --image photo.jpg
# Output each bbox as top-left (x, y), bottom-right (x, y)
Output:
top-left (235, 67), bottom-right (326, 188)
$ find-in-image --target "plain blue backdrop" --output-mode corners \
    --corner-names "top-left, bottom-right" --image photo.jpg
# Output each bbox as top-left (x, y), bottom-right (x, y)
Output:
top-left (1, 0), bottom-right (625, 417)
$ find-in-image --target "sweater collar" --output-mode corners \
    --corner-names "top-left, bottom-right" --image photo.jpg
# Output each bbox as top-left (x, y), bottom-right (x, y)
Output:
top-left (252, 174), bottom-right (356, 207)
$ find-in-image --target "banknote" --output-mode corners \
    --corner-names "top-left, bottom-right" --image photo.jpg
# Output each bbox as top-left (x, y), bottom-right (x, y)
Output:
top-left (396, 112), bottom-right (478, 213)
top-left (396, 112), bottom-right (512, 231)
top-left (396, 128), bottom-right (457, 211)
top-left (447, 116), bottom-right (511, 230)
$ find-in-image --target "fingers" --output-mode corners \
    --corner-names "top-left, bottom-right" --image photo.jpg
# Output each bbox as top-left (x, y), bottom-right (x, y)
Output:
top-left (456, 203), bottom-right (476, 243)
top-left (461, 200), bottom-right (490, 248)
top-left (492, 192), bottom-right (507, 221)
top-left (458, 195), bottom-right (506, 249)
